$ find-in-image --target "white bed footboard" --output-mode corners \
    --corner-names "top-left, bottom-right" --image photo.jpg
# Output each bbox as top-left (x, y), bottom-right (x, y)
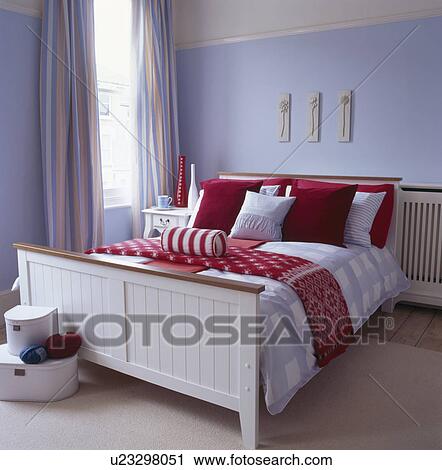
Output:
top-left (15, 244), bottom-right (264, 449)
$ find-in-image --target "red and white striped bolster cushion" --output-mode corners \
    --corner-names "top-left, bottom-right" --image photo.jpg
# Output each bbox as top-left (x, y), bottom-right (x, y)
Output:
top-left (160, 227), bottom-right (227, 257)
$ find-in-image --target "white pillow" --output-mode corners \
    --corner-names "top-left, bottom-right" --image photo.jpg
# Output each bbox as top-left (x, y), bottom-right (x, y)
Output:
top-left (230, 191), bottom-right (295, 241)
top-left (344, 192), bottom-right (386, 247)
top-left (187, 190), bottom-right (204, 228)
top-left (260, 185), bottom-right (280, 196)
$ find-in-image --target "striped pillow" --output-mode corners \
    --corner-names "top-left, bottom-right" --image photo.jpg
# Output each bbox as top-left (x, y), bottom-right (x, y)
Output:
top-left (161, 227), bottom-right (227, 257)
top-left (344, 192), bottom-right (386, 247)
top-left (260, 185), bottom-right (280, 196)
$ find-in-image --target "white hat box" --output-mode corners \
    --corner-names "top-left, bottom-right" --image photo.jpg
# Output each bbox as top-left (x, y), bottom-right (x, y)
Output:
top-left (0, 344), bottom-right (79, 402)
top-left (4, 305), bottom-right (59, 356)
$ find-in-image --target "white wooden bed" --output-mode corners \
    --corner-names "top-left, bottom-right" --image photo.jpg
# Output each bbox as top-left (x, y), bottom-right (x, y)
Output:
top-left (14, 173), bottom-right (402, 449)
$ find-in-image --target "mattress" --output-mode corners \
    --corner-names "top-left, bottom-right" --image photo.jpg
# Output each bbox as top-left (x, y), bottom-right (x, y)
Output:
top-left (89, 241), bottom-right (410, 414)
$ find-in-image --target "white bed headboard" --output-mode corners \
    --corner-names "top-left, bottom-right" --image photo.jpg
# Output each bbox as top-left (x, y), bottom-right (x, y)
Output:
top-left (218, 172), bottom-right (403, 255)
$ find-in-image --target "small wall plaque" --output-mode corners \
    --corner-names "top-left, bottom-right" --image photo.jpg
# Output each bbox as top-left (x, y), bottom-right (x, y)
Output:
top-left (278, 93), bottom-right (291, 142)
top-left (338, 90), bottom-right (352, 142)
top-left (307, 92), bottom-right (320, 142)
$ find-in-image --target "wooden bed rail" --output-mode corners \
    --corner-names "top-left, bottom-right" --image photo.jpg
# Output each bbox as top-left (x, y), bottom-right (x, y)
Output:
top-left (13, 243), bottom-right (265, 295)
top-left (219, 171), bottom-right (402, 182)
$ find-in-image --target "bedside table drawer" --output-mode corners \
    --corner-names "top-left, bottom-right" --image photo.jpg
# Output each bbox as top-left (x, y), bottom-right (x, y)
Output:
top-left (142, 208), bottom-right (193, 238)
top-left (152, 214), bottom-right (178, 229)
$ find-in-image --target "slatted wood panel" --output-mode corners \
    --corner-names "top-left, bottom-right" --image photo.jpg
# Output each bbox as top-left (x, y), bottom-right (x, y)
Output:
top-left (185, 295), bottom-right (200, 385)
top-left (124, 282), bottom-right (240, 396)
top-left (199, 297), bottom-right (215, 389)
top-left (28, 262), bottom-right (126, 361)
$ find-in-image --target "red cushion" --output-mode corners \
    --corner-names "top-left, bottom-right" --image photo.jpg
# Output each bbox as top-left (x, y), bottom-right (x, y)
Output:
top-left (283, 185), bottom-right (357, 246)
top-left (194, 179), bottom-right (263, 233)
top-left (262, 177), bottom-right (295, 196)
top-left (297, 179), bottom-right (394, 248)
top-left (45, 333), bottom-right (82, 359)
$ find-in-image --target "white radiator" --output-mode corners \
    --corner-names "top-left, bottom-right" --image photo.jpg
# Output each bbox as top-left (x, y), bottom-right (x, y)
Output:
top-left (397, 184), bottom-right (442, 308)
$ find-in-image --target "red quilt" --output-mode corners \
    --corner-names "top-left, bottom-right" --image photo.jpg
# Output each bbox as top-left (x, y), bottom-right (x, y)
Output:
top-left (86, 239), bottom-right (353, 366)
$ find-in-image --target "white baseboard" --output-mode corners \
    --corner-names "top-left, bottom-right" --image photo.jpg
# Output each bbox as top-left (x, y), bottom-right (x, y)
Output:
top-left (396, 292), bottom-right (442, 309)
top-left (0, 289), bottom-right (20, 327)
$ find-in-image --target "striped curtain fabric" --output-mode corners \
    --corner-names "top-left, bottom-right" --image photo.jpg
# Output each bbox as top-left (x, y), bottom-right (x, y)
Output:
top-left (131, 0), bottom-right (180, 237)
top-left (40, 0), bottom-right (104, 251)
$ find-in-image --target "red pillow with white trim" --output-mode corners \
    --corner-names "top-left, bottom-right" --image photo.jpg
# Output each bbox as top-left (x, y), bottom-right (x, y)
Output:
top-left (193, 179), bottom-right (263, 233)
top-left (296, 179), bottom-right (394, 248)
top-left (161, 227), bottom-right (227, 257)
top-left (283, 185), bottom-right (357, 246)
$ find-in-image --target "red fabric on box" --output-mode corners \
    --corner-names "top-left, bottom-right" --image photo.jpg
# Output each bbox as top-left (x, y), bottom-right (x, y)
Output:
top-left (296, 179), bottom-right (394, 248)
top-left (45, 333), bottom-right (82, 359)
top-left (283, 185), bottom-right (357, 246)
top-left (262, 177), bottom-right (295, 196)
top-left (193, 179), bottom-right (263, 233)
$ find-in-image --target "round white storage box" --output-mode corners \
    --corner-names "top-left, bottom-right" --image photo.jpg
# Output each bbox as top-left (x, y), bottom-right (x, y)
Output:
top-left (4, 305), bottom-right (58, 356)
top-left (0, 344), bottom-right (79, 402)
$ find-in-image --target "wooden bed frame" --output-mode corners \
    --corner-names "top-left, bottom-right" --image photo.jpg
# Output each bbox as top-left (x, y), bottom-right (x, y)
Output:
top-left (14, 173), bottom-right (402, 449)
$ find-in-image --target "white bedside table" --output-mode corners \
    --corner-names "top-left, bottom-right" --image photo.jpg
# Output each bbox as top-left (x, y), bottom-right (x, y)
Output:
top-left (142, 207), bottom-right (193, 238)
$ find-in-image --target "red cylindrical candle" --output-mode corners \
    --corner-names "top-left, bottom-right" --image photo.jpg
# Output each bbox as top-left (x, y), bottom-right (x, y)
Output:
top-left (174, 155), bottom-right (188, 207)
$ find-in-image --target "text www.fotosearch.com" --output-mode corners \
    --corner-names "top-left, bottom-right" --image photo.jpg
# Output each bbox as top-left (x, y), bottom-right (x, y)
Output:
top-left (193, 453), bottom-right (333, 466)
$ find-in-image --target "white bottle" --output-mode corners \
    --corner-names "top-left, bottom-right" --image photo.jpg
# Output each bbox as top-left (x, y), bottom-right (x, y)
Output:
top-left (188, 163), bottom-right (199, 210)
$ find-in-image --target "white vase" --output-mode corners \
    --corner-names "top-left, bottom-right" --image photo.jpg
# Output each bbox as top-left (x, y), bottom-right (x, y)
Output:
top-left (188, 164), bottom-right (199, 210)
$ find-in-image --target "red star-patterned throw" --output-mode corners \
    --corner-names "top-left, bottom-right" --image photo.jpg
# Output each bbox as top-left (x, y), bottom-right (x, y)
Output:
top-left (86, 238), bottom-right (353, 367)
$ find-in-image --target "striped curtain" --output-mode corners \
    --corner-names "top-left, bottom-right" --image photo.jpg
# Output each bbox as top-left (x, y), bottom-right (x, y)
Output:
top-left (131, 0), bottom-right (180, 237)
top-left (40, 0), bottom-right (104, 251)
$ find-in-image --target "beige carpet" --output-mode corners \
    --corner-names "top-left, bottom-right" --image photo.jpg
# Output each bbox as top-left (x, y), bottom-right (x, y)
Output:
top-left (0, 341), bottom-right (441, 450)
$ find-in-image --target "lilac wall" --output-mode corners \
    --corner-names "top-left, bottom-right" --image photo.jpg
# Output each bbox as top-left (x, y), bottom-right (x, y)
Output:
top-left (176, 16), bottom-right (442, 184)
top-left (0, 9), bottom-right (46, 292)
top-left (104, 206), bottom-right (133, 245)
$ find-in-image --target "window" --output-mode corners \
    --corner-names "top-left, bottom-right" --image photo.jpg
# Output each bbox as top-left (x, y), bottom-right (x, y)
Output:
top-left (94, 0), bottom-right (132, 207)
top-left (99, 91), bottom-right (111, 117)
